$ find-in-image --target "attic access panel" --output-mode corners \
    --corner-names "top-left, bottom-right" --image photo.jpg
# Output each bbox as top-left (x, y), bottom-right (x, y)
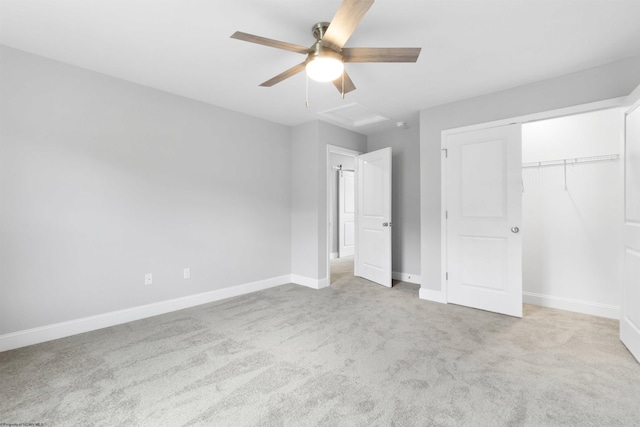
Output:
top-left (318, 102), bottom-right (390, 128)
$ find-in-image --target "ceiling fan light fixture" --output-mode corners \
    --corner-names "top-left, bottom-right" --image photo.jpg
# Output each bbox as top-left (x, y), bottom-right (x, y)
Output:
top-left (305, 43), bottom-right (344, 82)
top-left (306, 56), bottom-right (344, 82)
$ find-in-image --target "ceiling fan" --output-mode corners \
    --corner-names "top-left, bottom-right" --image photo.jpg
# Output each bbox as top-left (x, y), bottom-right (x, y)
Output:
top-left (230, 0), bottom-right (421, 96)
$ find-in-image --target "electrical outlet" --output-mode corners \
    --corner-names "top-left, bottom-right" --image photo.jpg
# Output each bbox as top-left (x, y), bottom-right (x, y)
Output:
top-left (184, 268), bottom-right (191, 279)
top-left (145, 273), bottom-right (152, 285)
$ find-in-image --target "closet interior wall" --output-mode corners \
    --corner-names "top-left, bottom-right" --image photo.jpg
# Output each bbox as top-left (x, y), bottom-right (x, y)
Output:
top-left (522, 108), bottom-right (624, 318)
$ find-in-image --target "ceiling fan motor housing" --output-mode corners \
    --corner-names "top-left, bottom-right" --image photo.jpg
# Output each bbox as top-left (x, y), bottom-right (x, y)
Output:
top-left (312, 22), bottom-right (331, 41)
top-left (308, 22), bottom-right (343, 70)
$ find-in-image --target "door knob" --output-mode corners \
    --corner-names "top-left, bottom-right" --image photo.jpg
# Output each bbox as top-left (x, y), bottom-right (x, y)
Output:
top-left (382, 222), bottom-right (391, 227)
top-left (511, 226), bottom-right (519, 233)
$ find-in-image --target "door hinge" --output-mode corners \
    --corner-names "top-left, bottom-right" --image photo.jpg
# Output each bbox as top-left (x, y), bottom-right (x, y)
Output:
top-left (446, 272), bottom-right (448, 280)
top-left (442, 148), bottom-right (448, 158)
top-left (445, 211), bottom-right (448, 219)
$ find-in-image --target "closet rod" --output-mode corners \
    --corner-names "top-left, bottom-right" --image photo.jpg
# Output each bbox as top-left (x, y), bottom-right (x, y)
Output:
top-left (331, 165), bottom-right (355, 172)
top-left (522, 153), bottom-right (619, 169)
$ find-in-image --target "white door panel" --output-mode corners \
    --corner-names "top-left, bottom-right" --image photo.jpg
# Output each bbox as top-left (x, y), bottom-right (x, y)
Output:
top-left (446, 124), bottom-right (522, 317)
top-left (621, 84), bottom-right (640, 363)
top-left (461, 139), bottom-right (506, 217)
top-left (339, 171), bottom-right (355, 257)
top-left (356, 147), bottom-right (392, 287)
top-left (343, 221), bottom-right (355, 246)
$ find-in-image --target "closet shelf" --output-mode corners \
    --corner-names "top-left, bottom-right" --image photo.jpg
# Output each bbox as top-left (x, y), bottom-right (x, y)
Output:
top-left (522, 154), bottom-right (619, 169)
top-left (521, 153), bottom-right (620, 192)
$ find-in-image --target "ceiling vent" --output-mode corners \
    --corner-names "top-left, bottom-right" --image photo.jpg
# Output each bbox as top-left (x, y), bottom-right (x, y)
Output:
top-left (318, 102), bottom-right (390, 128)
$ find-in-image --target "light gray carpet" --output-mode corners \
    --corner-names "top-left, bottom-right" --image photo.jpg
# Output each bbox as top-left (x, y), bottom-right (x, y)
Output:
top-left (1, 257), bottom-right (639, 426)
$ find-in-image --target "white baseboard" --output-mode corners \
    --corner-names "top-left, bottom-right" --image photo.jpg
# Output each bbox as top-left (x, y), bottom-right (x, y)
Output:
top-left (329, 252), bottom-right (338, 260)
top-left (290, 274), bottom-right (329, 290)
top-left (0, 275), bottom-right (291, 352)
top-left (392, 272), bottom-right (421, 285)
top-left (339, 249), bottom-right (354, 257)
top-left (419, 287), bottom-right (447, 304)
top-left (523, 292), bottom-right (620, 319)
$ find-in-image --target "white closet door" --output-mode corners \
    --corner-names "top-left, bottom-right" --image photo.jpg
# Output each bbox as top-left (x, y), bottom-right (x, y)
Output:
top-left (445, 124), bottom-right (523, 317)
top-left (338, 170), bottom-right (355, 257)
top-left (621, 84), bottom-right (640, 363)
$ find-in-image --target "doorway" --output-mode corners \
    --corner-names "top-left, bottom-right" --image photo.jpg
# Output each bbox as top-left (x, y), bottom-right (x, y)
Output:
top-left (521, 108), bottom-right (624, 319)
top-left (327, 145), bottom-right (360, 285)
top-left (326, 145), bottom-right (393, 287)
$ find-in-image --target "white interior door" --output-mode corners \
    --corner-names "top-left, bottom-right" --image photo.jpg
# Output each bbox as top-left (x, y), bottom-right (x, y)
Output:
top-left (445, 124), bottom-right (523, 317)
top-left (621, 84), bottom-right (640, 363)
top-left (355, 147), bottom-right (392, 287)
top-left (338, 170), bottom-right (355, 257)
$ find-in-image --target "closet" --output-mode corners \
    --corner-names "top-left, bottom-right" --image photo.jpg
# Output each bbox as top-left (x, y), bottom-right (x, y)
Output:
top-left (521, 108), bottom-right (624, 318)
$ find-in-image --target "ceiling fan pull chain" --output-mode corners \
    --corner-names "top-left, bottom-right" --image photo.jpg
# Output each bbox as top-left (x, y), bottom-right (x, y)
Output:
top-left (305, 73), bottom-right (309, 107)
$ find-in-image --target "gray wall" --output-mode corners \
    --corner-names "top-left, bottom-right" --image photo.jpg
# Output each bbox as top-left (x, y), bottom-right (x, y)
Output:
top-left (420, 55), bottom-right (640, 293)
top-left (290, 120), bottom-right (366, 282)
top-left (0, 46), bottom-right (292, 334)
top-left (290, 122), bottom-right (320, 280)
top-left (367, 114), bottom-right (421, 276)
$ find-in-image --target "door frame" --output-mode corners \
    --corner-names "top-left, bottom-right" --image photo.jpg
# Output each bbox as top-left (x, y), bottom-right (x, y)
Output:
top-left (440, 96), bottom-right (627, 302)
top-left (326, 144), bottom-right (362, 284)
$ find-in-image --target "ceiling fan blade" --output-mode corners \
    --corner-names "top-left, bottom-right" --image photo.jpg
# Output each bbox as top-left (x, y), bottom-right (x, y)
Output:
top-left (342, 47), bottom-right (421, 63)
top-left (332, 71), bottom-right (356, 94)
top-left (231, 31), bottom-right (310, 54)
top-left (322, 0), bottom-right (374, 49)
top-left (259, 62), bottom-right (307, 87)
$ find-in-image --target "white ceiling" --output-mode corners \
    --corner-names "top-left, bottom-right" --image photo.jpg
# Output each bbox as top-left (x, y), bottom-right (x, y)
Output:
top-left (2, 0), bottom-right (640, 135)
